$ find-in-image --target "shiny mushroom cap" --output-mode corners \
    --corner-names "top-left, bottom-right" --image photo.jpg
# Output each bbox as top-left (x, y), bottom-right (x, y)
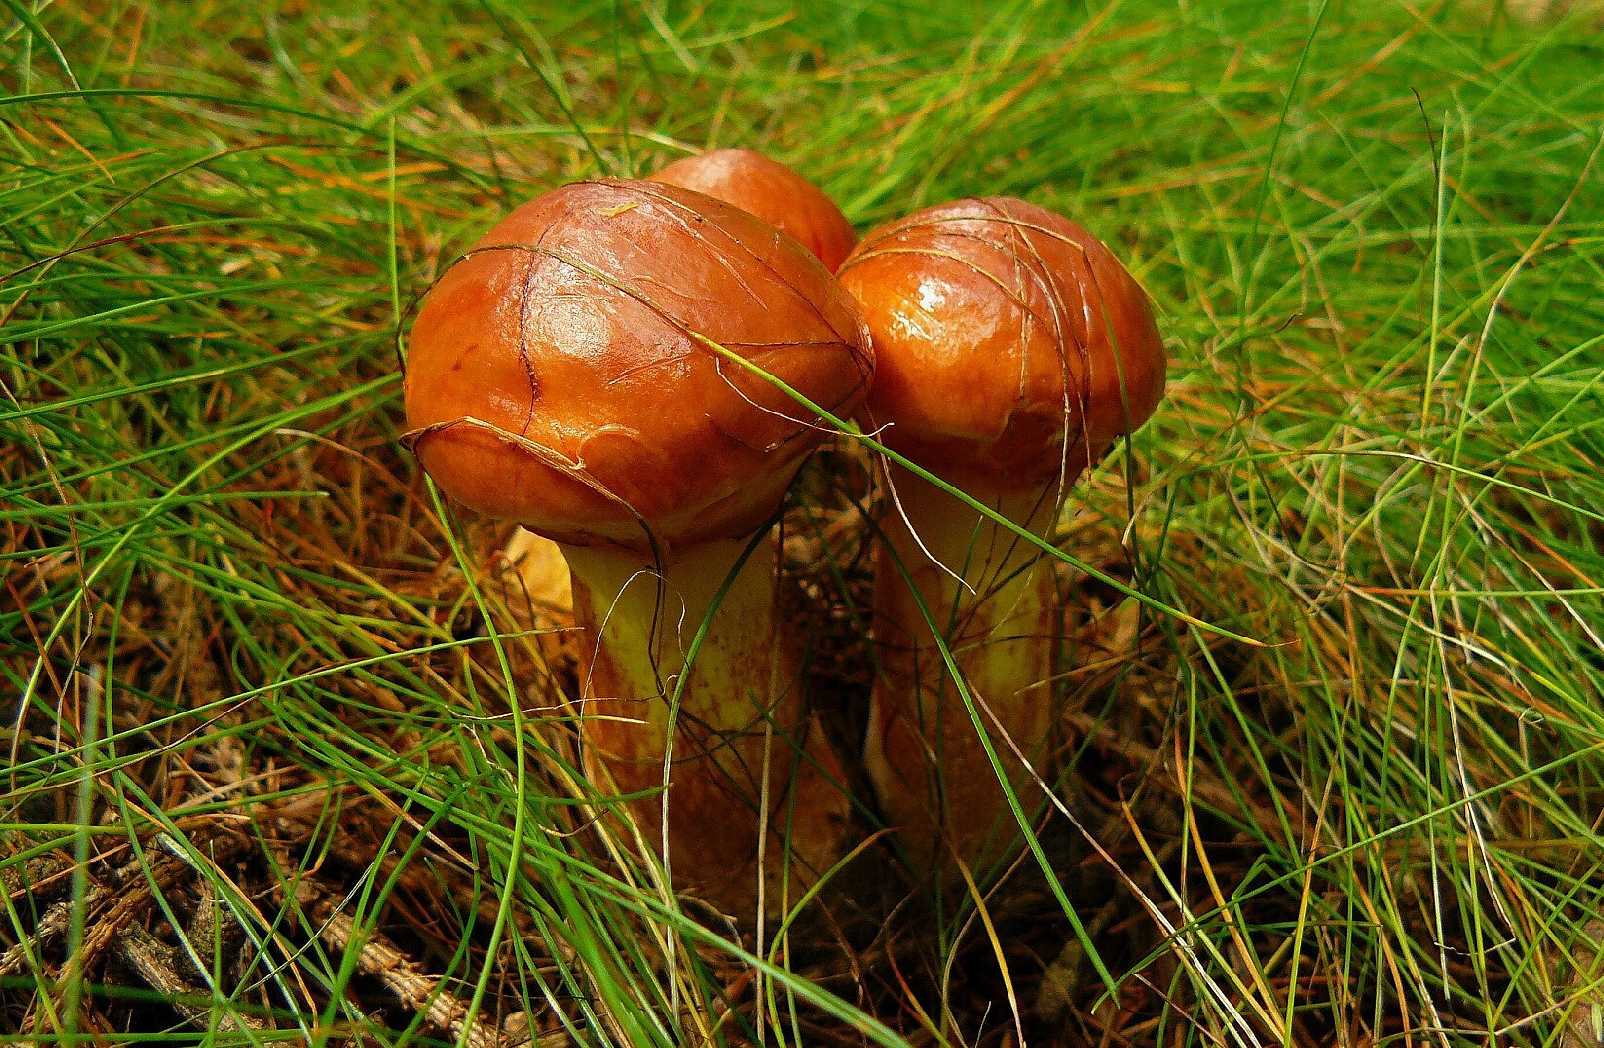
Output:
top-left (652, 149), bottom-right (858, 273)
top-left (837, 196), bottom-right (1165, 484)
top-left (403, 178), bottom-right (873, 550)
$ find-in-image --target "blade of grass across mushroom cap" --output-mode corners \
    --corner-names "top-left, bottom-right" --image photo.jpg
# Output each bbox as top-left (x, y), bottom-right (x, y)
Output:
top-left (835, 196), bottom-right (1167, 876)
top-left (652, 149), bottom-right (858, 273)
top-left (402, 178), bottom-right (874, 913)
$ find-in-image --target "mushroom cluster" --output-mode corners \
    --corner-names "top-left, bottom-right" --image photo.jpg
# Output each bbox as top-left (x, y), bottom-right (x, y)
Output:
top-left (402, 151), bottom-right (1165, 913)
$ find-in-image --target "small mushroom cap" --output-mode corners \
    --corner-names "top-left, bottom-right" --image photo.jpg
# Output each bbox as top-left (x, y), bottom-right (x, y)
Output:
top-left (652, 149), bottom-right (858, 272)
top-left (403, 179), bottom-right (873, 549)
top-left (837, 196), bottom-right (1165, 483)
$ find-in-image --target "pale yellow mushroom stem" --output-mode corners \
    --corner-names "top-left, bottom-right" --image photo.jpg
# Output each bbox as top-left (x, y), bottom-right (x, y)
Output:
top-left (864, 464), bottom-right (1065, 874)
top-left (563, 534), bottom-right (850, 910)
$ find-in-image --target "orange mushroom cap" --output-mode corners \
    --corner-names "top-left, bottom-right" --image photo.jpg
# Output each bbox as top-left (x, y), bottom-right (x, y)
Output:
top-left (837, 196), bottom-right (1165, 484)
top-left (403, 179), bottom-right (873, 550)
top-left (652, 149), bottom-right (858, 272)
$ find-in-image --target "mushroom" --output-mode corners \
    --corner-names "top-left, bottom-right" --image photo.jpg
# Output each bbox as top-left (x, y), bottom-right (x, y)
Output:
top-left (500, 150), bottom-right (856, 679)
top-left (836, 196), bottom-right (1166, 872)
top-left (652, 148), bottom-right (858, 272)
top-left (403, 178), bottom-right (874, 911)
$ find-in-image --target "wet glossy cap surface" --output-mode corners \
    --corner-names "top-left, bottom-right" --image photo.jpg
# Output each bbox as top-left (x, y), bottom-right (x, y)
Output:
top-left (837, 196), bottom-right (1165, 484)
top-left (404, 178), bottom-right (873, 548)
top-left (653, 149), bottom-right (858, 272)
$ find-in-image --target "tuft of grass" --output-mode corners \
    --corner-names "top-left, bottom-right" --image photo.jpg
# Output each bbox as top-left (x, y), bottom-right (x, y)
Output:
top-left (4, 1), bottom-right (1604, 1044)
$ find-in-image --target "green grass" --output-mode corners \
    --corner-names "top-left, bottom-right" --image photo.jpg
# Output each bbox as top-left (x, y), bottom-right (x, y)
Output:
top-left (4, 0), bottom-right (1604, 1044)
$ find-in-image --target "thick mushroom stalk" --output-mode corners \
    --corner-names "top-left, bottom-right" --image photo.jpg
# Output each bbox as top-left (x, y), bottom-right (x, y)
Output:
top-left (865, 468), bottom-right (1063, 870)
top-left (403, 179), bottom-right (873, 912)
top-left (838, 196), bottom-right (1166, 874)
top-left (561, 537), bottom-right (845, 902)
top-left (652, 148), bottom-right (857, 272)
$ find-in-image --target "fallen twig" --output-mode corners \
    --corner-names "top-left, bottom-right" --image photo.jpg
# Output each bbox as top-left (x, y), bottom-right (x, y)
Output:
top-left (116, 923), bottom-right (266, 1034)
top-left (290, 878), bottom-right (540, 1047)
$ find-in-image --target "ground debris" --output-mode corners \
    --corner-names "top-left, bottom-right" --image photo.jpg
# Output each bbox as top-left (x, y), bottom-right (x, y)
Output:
top-left (287, 877), bottom-right (519, 1048)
